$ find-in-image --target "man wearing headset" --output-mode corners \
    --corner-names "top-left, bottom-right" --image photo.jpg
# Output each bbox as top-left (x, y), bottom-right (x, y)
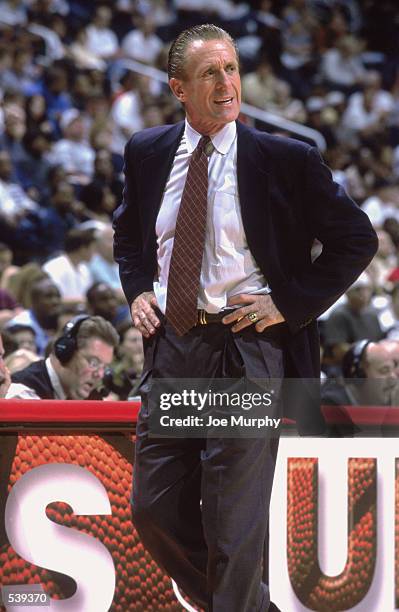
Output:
top-left (6, 315), bottom-right (119, 400)
top-left (322, 339), bottom-right (399, 411)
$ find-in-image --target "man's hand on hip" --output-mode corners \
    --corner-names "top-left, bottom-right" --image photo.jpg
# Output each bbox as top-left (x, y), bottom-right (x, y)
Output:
top-left (131, 291), bottom-right (161, 338)
top-left (222, 293), bottom-right (285, 333)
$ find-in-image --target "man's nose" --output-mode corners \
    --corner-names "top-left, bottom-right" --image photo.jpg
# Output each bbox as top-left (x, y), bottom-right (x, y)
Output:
top-left (216, 70), bottom-right (229, 86)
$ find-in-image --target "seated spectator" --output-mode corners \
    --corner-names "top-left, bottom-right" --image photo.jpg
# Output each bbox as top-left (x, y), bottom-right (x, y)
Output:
top-left (27, 11), bottom-right (66, 64)
top-left (305, 96), bottom-right (337, 148)
top-left (320, 35), bottom-right (366, 94)
top-left (0, 103), bottom-right (27, 176)
top-left (0, 149), bottom-right (39, 229)
top-left (241, 58), bottom-right (288, 110)
top-left (110, 70), bottom-right (144, 155)
top-left (43, 228), bottom-right (95, 306)
top-left (41, 65), bottom-right (72, 131)
top-left (79, 181), bottom-right (117, 221)
top-left (85, 5), bottom-right (119, 62)
top-left (267, 80), bottom-right (306, 123)
top-left (7, 315), bottom-right (119, 399)
top-left (322, 339), bottom-right (398, 435)
top-left (16, 127), bottom-right (52, 197)
top-left (1, 47), bottom-right (40, 96)
top-left (280, 0), bottom-right (318, 99)
top-left (255, 0), bottom-right (282, 69)
top-left (86, 282), bottom-right (130, 331)
top-left (342, 71), bottom-right (394, 145)
top-left (48, 108), bottom-right (95, 185)
top-left (6, 277), bottom-right (61, 356)
top-left (121, 16), bottom-right (163, 64)
top-left (24, 94), bottom-right (52, 135)
top-left (119, 324), bottom-right (144, 378)
top-left (80, 148), bottom-right (123, 206)
top-left (362, 185), bottom-right (399, 227)
top-left (89, 225), bottom-right (125, 299)
top-left (68, 25), bottom-right (107, 71)
top-left (5, 180), bottom-right (85, 263)
top-left (323, 273), bottom-right (384, 371)
top-left (0, 0), bottom-right (28, 28)
top-left (367, 229), bottom-right (397, 293)
top-left (5, 323), bottom-right (37, 353)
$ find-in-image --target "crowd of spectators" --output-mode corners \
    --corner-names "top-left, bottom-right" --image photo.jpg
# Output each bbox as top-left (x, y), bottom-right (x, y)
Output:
top-left (1, 0), bottom-right (399, 405)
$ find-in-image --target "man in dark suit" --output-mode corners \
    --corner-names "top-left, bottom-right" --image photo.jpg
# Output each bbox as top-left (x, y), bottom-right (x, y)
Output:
top-left (113, 24), bottom-right (378, 612)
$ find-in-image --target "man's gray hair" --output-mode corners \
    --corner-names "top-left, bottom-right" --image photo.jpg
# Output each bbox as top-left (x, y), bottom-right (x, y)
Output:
top-left (76, 316), bottom-right (119, 350)
top-left (167, 24), bottom-right (238, 80)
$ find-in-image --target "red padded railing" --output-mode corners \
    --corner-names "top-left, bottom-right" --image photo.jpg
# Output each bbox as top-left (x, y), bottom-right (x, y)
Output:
top-left (0, 400), bottom-right (140, 423)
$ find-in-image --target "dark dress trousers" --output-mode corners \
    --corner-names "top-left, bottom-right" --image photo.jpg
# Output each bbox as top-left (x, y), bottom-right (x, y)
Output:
top-left (113, 120), bottom-right (378, 611)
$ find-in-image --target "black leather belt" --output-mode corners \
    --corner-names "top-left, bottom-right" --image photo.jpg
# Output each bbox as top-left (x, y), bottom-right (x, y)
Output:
top-left (196, 308), bottom-right (236, 325)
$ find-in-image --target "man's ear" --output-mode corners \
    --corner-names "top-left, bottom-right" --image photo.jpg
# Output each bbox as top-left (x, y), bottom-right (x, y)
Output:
top-left (169, 78), bottom-right (186, 103)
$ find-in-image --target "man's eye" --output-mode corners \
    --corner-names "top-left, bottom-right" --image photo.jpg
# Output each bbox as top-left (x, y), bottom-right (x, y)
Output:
top-left (226, 65), bottom-right (236, 73)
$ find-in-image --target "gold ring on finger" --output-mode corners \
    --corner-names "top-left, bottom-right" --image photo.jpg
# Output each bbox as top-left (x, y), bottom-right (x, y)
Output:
top-left (247, 312), bottom-right (258, 323)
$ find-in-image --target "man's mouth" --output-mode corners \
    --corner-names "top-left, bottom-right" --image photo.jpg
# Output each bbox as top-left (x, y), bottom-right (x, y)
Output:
top-left (214, 98), bottom-right (233, 105)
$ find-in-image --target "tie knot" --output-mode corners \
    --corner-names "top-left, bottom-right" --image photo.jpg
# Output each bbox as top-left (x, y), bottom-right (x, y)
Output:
top-left (196, 136), bottom-right (213, 157)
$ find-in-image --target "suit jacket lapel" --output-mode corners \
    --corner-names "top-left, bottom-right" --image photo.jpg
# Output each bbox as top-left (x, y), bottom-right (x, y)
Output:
top-left (138, 121), bottom-right (185, 230)
top-left (236, 121), bottom-right (271, 276)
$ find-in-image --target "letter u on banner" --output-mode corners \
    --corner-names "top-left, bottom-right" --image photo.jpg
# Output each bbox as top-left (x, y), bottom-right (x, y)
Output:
top-left (287, 457), bottom-right (377, 611)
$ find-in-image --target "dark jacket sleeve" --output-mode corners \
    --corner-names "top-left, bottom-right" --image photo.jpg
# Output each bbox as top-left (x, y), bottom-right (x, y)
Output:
top-left (112, 136), bottom-right (154, 307)
top-left (271, 146), bottom-right (378, 334)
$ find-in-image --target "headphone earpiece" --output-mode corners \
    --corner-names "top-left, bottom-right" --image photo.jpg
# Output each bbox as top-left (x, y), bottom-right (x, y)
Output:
top-left (54, 315), bottom-right (90, 365)
top-left (342, 339), bottom-right (371, 379)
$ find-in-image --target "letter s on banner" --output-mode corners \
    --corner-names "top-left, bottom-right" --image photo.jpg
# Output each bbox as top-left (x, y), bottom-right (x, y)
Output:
top-left (5, 464), bottom-right (115, 612)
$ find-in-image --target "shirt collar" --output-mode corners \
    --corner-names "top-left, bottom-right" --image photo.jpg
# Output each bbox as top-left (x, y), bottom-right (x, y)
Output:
top-left (46, 357), bottom-right (66, 400)
top-left (185, 120), bottom-right (236, 155)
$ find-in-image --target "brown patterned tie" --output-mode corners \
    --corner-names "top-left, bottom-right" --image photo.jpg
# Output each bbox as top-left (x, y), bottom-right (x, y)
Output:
top-left (166, 136), bottom-right (211, 336)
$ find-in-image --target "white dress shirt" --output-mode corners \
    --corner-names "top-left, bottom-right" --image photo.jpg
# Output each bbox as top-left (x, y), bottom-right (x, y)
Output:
top-left (154, 120), bottom-right (270, 314)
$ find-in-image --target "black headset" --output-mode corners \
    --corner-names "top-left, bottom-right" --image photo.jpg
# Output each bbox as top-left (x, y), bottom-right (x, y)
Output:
top-left (54, 315), bottom-right (90, 365)
top-left (342, 339), bottom-right (372, 379)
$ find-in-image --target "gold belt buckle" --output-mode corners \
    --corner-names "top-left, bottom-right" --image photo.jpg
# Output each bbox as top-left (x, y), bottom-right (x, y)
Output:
top-left (198, 310), bottom-right (207, 325)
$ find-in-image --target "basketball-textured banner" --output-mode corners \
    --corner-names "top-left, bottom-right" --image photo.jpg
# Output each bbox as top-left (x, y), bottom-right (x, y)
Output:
top-left (0, 402), bottom-right (398, 611)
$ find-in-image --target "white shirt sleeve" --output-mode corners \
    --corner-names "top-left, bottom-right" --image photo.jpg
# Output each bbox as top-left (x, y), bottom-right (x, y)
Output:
top-left (6, 383), bottom-right (41, 399)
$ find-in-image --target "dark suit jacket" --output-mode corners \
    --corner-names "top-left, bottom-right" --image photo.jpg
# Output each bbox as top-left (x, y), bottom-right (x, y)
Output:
top-left (113, 120), bottom-right (377, 399)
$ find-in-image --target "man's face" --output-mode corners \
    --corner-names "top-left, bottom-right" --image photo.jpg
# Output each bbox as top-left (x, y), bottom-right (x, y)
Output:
top-left (121, 327), bottom-right (144, 374)
top-left (31, 281), bottom-right (61, 323)
top-left (90, 284), bottom-right (118, 320)
top-left (63, 337), bottom-right (114, 399)
top-left (13, 329), bottom-right (37, 353)
top-left (364, 346), bottom-right (397, 379)
top-left (346, 285), bottom-right (372, 312)
top-left (53, 182), bottom-right (74, 211)
top-left (169, 39), bottom-right (241, 135)
top-left (362, 343), bottom-right (398, 403)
